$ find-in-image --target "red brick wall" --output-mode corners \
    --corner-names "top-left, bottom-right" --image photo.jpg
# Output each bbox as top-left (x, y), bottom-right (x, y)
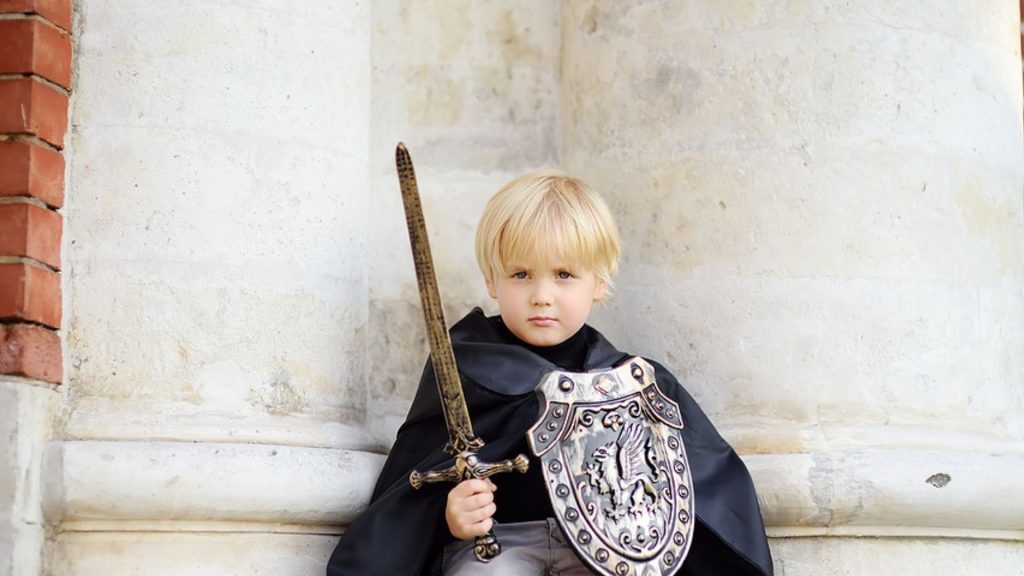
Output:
top-left (0, 0), bottom-right (72, 384)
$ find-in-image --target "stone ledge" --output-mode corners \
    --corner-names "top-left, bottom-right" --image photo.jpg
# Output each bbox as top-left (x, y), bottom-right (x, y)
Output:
top-left (747, 450), bottom-right (1024, 539)
top-left (42, 440), bottom-right (386, 528)
top-left (40, 439), bottom-right (1024, 541)
top-left (53, 531), bottom-right (339, 576)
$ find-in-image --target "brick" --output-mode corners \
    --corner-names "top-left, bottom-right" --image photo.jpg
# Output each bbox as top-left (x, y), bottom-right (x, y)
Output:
top-left (0, 323), bottom-right (60, 383)
top-left (0, 0), bottom-right (73, 32)
top-left (0, 19), bottom-right (73, 89)
top-left (0, 77), bottom-right (69, 148)
top-left (0, 202), bottom-right (61, 268)
top-left (0, 262), bottom-right (60, 327)
top-left (0, 140), bottom-right (64, 207)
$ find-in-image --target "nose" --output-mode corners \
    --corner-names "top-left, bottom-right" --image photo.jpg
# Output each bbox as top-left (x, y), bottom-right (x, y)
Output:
top-left (531, 279), bottom-right (553, 307)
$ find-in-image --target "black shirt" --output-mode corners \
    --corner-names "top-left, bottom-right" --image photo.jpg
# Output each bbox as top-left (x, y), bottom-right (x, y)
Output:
top-left (490, 318), bottom-right (588, 524)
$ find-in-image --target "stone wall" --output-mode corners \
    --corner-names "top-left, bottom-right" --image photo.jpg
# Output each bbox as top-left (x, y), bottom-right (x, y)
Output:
top-left (0, 1), bottom-right (1021, 575)
top-left (43, 1), bottom-right (379, 573)
top-left (366, 0), bottom-right (563, 442)
top-left (561, 0), bottom-right (1024, 571)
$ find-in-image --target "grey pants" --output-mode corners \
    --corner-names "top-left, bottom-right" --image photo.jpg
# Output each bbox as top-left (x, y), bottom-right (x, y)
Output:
top-left (442, 519), bottom-right (594, 575)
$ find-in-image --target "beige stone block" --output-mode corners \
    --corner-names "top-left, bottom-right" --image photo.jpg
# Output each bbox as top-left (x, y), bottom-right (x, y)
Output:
top-left (66, 259), bottom-right (367, 427)
top-left (372, 0), bottom-right (560, 171)
top-left (42, 441), bottom-right (384, 527)
top-left (67, 0), bottom-right (372, 441)
top-left (368, 0), bottom-right (562, 443)
top-left (571, 152), bottom-right (1021, 286)
top-left (745, 449), bottom-right (1024, 536)
top-left (0, 380), bottom-right (58, 576)
top-left (53, 532), bottom-right (340, 576)
top-left (591, 278), bottom-right (1024, 438)
top-left (770, 536), bottom-right (1024, 576)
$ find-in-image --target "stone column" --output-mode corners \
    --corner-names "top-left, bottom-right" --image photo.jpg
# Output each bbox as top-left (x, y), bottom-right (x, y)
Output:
top-left (45, 2), bottom-right (377, 574)
top-left (368, 0), bottom-right (562, 442)
top-left (563, 1), bottom-right (1024, 573)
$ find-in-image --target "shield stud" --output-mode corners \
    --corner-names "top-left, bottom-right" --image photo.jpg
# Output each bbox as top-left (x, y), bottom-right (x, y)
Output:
top-left (528, 358), bottom-right (694, 576)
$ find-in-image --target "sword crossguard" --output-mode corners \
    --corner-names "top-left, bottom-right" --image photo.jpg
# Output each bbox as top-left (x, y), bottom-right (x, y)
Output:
top-left (409, 450), bottom-right (530, 562)
top-left (408, 450), bottom-right (529, 489)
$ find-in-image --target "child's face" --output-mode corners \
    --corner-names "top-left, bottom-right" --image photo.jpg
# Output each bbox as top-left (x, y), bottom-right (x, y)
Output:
top-left (486, 262), bottom-right (607, 347)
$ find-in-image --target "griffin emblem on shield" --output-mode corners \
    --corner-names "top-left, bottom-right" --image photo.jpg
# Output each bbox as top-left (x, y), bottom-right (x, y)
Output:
top-left (528, 358), bottom-right (695, 576)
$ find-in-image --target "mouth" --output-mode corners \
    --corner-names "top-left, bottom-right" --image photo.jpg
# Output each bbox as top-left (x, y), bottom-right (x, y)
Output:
top-left (528, 316), bottom-right (557, 326)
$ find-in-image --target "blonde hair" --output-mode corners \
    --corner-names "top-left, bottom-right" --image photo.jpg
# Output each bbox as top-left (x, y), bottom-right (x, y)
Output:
top-left (475, 170), bottom-right (621, 290)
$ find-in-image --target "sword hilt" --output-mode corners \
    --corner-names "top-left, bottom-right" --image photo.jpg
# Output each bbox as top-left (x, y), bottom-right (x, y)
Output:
top-left (409, 450), bottom-right (529, 562)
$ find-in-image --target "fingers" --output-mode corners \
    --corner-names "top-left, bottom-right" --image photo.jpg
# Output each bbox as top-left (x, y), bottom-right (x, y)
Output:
top-left (445, 478), bottom-right (499, 540)
top-left (465, 502), bottom-right (497, 524)
top-left (448, 479), bottom-right (496, 513)
top-left (454, 512), bottom-right (494, 539)
top-left (472, 516), bottom-right (494, 538)
top-left (450, 478), bottom-right (496, 498)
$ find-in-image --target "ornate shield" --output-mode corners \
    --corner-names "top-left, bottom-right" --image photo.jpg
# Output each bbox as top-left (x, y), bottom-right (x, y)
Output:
top-left (527, 358), bottom-right (694, 576)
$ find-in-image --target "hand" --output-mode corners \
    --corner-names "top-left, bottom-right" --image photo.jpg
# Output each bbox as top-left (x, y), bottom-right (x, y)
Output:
top-left (445, 478), bottom-right (497, 540)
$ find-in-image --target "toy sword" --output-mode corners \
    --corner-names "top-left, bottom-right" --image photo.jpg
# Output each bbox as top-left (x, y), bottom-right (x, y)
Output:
top-left (396, 143), bottom-right (529, 562)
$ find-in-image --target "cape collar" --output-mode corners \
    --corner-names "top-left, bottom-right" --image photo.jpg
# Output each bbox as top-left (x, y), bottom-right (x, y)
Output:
top-left (449, 308), bottom-right (630, 396)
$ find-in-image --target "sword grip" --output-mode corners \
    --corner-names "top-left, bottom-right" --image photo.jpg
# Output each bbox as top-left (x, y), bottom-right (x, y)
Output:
top-left (409, 450), bottom-right (530, 562)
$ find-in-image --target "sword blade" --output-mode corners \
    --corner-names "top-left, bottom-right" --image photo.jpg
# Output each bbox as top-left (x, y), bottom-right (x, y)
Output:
top-left (396, 143), bottom-right (480, 454)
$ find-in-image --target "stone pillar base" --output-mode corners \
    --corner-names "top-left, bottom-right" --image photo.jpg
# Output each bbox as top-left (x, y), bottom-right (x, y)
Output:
top-left (41, 440), bottom-right (385, 575)
top-left (770, 537), bottom-right (1024, 575)
top-left (736, 425), bottom-right (1024, 540)
top-left (53, 532), bottom-right (341, 576)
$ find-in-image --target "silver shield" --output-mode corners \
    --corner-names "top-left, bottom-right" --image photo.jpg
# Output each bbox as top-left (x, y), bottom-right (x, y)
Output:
top-left (527, 358), bottom-right (694, 576)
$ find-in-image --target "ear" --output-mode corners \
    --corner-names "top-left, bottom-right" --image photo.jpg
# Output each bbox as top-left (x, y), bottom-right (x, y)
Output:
top-left (486, 277), bottom-right (497, 299)
top-left (593, 279), bottom-right (608, 302)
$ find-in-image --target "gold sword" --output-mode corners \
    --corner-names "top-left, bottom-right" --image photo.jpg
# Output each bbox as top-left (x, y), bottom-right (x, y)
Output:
top-left (396, 143), bottom-right (528, 562)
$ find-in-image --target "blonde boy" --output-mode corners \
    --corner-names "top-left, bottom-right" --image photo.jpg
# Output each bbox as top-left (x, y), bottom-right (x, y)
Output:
top-left (475, 170), bottom-right (620, 348)
top-left (327, 172), bottom-right (772, 576)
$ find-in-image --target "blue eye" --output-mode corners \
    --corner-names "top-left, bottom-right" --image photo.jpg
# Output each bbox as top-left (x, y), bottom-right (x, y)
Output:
top-left (557, 271), bottom-right (574, 280)
top-left (512, 271), bottom-right (528, 279)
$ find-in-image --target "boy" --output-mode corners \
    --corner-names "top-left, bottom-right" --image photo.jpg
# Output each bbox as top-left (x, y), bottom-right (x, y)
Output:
top-left (327, 171), bottom-right (773, 575)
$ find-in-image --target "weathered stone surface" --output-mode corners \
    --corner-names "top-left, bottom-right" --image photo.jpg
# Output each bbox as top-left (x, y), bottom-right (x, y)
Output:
top-left (371, 0), bottom-right (561, 172)
top-left (67, 0), bottom-right (371, 444)
top-left (42, 441), bottom-right (384, 527)
top-left (564, 0), bottom-right (1024, 443)
top-left (770, 537), bottom-right (1024, 575)
top-left (747, 449), bottom-right (1024, 535)
top-left (53, 532), bottom-right (341, 576)
top-left (0, 380), bottom-right (57, 576)
top-left (2, 1), bottom-right (1019, 574)
top-left (563, 0), bottom-right (1024, 570)
top-left (45, 3), bottom-right (380, 573)
top-left (367, 0), bottom-right (562, 444)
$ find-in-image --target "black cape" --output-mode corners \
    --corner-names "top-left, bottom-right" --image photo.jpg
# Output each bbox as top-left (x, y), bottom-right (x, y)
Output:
top-left (327, 309), bottom-right (773, 576)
